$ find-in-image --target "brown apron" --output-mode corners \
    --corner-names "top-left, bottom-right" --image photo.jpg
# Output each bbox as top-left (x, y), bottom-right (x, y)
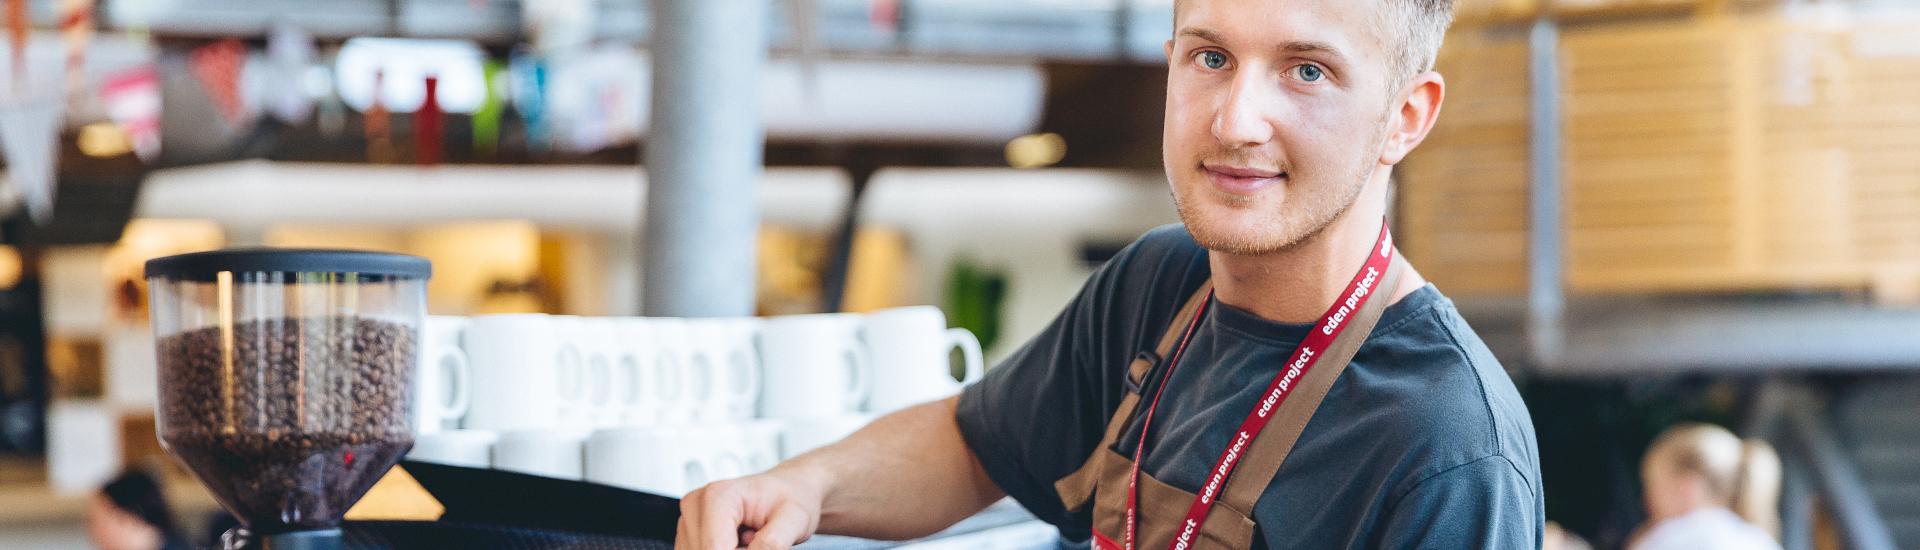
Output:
top-left (1053, 256), bottom-right (1408, 550)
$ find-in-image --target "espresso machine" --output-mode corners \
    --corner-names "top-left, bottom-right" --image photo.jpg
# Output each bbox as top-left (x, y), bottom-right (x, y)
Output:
top-left (145, 249), bottom-right (676, 549)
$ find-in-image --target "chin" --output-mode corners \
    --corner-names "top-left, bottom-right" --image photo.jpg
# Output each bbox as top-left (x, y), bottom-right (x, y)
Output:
top-left (1178, 202), bottom-right (1300, 256)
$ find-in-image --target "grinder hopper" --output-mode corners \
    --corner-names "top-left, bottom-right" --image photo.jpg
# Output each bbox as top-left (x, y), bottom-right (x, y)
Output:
top-left (146, 249), bottom-right (431, 549)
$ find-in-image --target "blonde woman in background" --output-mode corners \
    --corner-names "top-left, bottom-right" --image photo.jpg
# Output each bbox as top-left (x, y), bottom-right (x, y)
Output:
top-left (1631, 422), bottom-right (1783, 550)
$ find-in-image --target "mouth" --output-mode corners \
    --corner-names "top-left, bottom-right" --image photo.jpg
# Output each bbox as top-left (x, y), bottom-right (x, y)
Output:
top-left (1201, 163), bottom-right (1287, 195)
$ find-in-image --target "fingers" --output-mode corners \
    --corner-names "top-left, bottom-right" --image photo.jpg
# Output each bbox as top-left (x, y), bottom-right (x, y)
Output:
top-left (676, 476), bottom-right (821, 550)
top-left (677, 484), bottom-right (743, 550)
top-left (699, 482), bottom-right (752, 548)
top-left (745, 502), bottom-right (814, 550)
top-left (675, 502), bottom-right (696, 550)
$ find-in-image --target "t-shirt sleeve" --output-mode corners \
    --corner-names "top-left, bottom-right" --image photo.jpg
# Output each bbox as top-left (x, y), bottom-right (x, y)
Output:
top-left (954, 226), bottom-right (1202, 540)
top-left (953, 264), bottom-right (1119, 538)
top-left (1376, 455), bottom-right (1541, 550)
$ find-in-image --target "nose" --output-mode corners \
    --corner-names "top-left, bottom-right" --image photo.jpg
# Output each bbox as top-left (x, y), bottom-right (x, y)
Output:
top-left (1211, 71), bottom-right (1276, 148)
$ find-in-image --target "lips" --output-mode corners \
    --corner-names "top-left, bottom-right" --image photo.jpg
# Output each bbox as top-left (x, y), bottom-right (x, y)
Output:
top-left (1202, 163), bottom-right (1286, 195)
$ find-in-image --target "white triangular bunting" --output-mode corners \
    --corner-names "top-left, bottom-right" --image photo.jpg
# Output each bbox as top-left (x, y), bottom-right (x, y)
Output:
top-left (0, 93), bottom-right (64, 224)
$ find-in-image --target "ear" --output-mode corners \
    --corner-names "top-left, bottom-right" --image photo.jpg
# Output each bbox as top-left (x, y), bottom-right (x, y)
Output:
top-left (1378, 71), bottom-right (1445, 166)
top-left (1164, 39), bottom-right (1176, 65)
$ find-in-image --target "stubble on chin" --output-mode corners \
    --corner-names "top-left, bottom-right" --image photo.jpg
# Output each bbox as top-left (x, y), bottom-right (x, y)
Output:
top-left (1174, 121), bottom-right (1390, 257)
top-left (1173, 170), bottom-right (1367, 257)
top-left (1175, 187), bottom-right (1297, 256)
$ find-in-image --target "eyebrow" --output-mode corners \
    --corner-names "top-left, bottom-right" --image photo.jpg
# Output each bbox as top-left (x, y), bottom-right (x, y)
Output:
top-left (1175, 27), bottom-right (1350, 65)
top-left (1176, 28), bottom-right (1228, 44)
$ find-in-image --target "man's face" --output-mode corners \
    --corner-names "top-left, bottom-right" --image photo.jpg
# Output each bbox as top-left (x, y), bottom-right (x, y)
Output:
top-left (1164, 0), bottom-right (1402, 255)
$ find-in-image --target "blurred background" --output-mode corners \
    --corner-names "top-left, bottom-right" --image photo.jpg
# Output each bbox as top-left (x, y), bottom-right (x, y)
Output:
top-left (0, 0), bottom-right (1914, 548)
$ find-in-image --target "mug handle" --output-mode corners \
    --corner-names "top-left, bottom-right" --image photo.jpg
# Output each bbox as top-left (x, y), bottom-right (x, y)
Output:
top-left (843, 334), bottom-right (873, 411)
top-left (440, 350), bottom-right (472, 419)
top-left (734, 331), bottom-right (763, 409)
top-left (557, 344), bottom-right (586, 402)
top-left (588, 355), bottom-right (614, 407)
top-left (657, 351), bottom-right (684, 405)
top-left (688, 352), bottom-right (716, 403)
top-left (618, 353), bottom-right (645, 406)
top-left (945, 327), bottom-right (985, 384)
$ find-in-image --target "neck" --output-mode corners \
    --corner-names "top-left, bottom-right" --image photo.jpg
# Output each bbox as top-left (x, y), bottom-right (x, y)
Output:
top-left (1207, 175), bottom-right (1424, 324)
top-left (1655, 477), bottom-right (1722, 523)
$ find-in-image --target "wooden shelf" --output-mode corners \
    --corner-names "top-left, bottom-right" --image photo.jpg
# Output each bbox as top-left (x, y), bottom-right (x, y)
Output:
top-left (1404, 13), bottom-right (1920, 301)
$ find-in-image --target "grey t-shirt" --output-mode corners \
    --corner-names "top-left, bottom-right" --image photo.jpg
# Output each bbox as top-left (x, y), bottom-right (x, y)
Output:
top-left (956, 224), bottom-right (1543, 549)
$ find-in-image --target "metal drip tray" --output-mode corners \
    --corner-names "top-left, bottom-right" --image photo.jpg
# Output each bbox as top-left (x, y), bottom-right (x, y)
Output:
top-left (332, 521), bottom-right (674, 550)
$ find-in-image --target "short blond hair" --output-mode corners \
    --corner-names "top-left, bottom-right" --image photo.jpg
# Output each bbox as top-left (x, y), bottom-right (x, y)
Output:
top-left (1379, 0), bottom-right (1456, 86)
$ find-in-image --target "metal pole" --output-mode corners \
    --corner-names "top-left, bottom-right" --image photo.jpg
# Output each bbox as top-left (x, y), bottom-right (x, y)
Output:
top-left (819, 158), bottom-right (876, 313)
top-left (1526, 17), bottom-right (1566, 369)
top-left (1782, 398), bottom-right (1898, 550)
top-left (643, 0), bottom-right (768, 317)
top-left (1779, 451), bottom-right (1814, 550)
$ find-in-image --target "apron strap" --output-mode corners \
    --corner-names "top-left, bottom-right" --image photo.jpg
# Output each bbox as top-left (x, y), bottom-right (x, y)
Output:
top-left (1215, 255), bottom-right (1410, 514)
top-left (1056, 279), bottom-right (1214, 512)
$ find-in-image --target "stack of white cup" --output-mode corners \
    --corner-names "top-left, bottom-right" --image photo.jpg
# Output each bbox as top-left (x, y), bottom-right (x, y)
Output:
top-left (405, 306), bottom-right (984, 498)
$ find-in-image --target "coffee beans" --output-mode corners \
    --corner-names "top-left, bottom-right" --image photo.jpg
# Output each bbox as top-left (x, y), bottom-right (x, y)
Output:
top-left (166, 433), bottom-right (409, 532)
top-left (157, 317), bottom-right (416, 533)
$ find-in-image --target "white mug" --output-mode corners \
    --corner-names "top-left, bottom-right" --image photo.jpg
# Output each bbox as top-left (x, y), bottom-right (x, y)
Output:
top-left (551, 316), bottom-right (614, 429)
top-left (633, 318), bottom-right (702, 424)
top-left (707, 447), bottom-right (750, 482)
top-left (688, 422), bottom-right (782, 484)
top-left (494, 429), bottom-right (589, 480)
top-left (779, 414), bottom-right (873, 460)
top-left (759, 314), bottom-right (872, 419)
top-left (586, 426), bottom-right (707, 497)
top-left (464, 314), bottom-right (566, 431)
top-left (414, 316), bottom-right (473, 434)
top-left (610, 318), bottom-right (689, 426)
top-left (576, 318), bottom-right (628, 429)
top-left (466, 314), bottom-right (605, 431)
top-left (408, 429), bottom-right (496, 468)
top-left (685, 318), bottom-right (764, 421)
top-left (863, 306), bottom-right (985, 414)
top-left (732, 420), bottom-right (783, 474)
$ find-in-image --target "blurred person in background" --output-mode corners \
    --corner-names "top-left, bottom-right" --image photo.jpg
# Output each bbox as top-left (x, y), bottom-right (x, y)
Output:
top-left (88, 468), bottom-right (189, 550)
top-left (1544, 521), bottom-right (1593, 550)
top-left (1630, 423), bottom-right (1781, 550)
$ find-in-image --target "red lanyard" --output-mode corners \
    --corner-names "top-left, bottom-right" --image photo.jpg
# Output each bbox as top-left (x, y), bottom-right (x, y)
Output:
top-left (1120, 222), bottom-right (1395, 550)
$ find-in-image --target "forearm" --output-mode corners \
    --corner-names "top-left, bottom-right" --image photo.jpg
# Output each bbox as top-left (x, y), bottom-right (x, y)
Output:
top-left (770, 396), bottom-right (1005, 540)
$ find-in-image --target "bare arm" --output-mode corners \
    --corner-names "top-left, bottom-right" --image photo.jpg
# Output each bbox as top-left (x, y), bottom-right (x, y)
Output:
top-left (676, 396), bottom-right (1007, 549)
top-left (798, 396), bottom-right (1007, 537)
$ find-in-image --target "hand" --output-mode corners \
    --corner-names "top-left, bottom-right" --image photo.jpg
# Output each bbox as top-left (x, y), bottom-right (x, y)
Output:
top-left (676, 469), bottom-right (827, 550)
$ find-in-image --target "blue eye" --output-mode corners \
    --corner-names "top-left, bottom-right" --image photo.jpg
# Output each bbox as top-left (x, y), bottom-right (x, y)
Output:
top-left (1297, 64), bottom-right (1324, 82)
top-left (1198, 51), bottom-right (1227, 70)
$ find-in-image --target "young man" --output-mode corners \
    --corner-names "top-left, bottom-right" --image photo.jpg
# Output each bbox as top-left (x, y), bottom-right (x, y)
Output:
top-left (677, 0), bottom-right (1542, 548)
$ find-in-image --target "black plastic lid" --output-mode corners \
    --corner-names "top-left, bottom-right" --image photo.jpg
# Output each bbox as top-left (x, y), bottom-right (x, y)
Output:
top-left (145, 248), bottom-right (431, 282)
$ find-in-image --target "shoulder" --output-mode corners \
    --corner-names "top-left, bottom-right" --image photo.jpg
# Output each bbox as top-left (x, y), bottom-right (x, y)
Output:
top-left (1109, 224), bottom-right (1208, 285)
top-left (1132, 223), bottom-right (1207, 259)
top-left (1338, 288), bottom-right (1541, 502)
top-left (1086, 224), bottom-right (1211, 332)
top-left (1633, 509), bottom-right (1782, 550)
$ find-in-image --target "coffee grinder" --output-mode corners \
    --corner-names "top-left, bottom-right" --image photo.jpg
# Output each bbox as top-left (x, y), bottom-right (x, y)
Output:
top-left (146, 249), bottom-right (430, 550)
